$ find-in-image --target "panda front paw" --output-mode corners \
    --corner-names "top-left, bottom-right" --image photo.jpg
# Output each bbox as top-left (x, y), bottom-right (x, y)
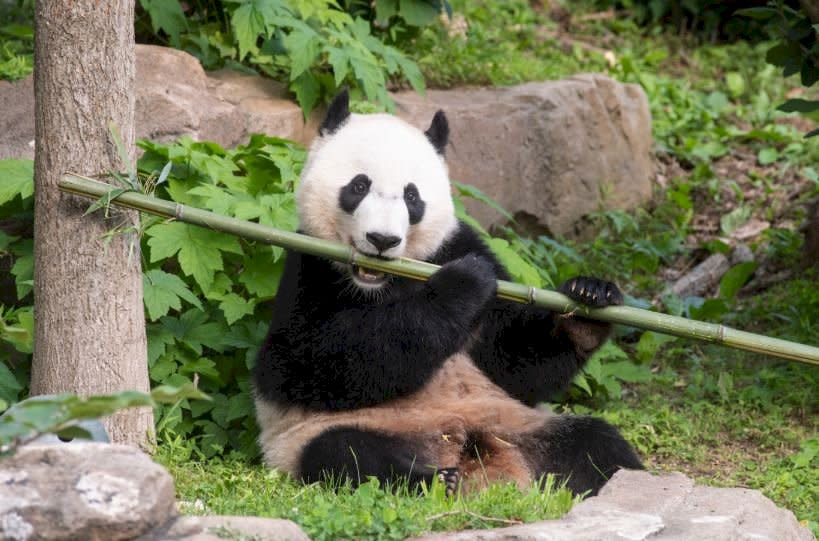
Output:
top-left (559, 276), bottom-right (623, 308)
top-left (437, 467), bottom-right (460, 498)
top-left (428, 255), bottom-right (497, 308)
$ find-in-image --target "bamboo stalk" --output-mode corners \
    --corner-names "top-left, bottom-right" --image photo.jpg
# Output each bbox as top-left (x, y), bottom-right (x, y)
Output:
top-left (59, 174), bottom-right (819, 366)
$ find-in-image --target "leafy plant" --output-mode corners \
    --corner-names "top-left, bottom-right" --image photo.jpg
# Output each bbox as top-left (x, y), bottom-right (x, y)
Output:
top-left (0, 383), bottom-right (208, 456)
top-left (342, 0), bottom-right (451, 42)
top-left (738, 1), bottom-right (819, 137)
top-left (0, 0), bottom-right (34, 81)
top-left (137, 0), bottom-right (426, 115)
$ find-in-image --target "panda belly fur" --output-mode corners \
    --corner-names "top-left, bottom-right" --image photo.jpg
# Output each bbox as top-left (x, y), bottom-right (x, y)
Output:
top-left (256, 353), bottom-right (551, 492)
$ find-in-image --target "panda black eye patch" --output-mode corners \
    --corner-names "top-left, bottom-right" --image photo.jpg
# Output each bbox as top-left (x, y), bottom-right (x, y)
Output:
top-left (339, 174), bottom-right (372, 214)
top-left (404, 183), bottom-right (425, 225)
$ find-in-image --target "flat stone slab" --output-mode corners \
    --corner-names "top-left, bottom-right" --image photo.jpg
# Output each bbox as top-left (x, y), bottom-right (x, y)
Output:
top-left (410, 470), bottom-right (815, 541)
top-left (138, 516), bottom-right (310, 541)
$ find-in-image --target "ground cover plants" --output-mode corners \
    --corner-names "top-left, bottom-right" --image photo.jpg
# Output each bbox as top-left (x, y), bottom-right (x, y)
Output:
top-left (1, 0), bottom-right (818, 538)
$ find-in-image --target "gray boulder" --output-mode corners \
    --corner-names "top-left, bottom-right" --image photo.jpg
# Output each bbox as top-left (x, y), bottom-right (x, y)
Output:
top-left (393, 76), bottom-right (655, 235)
top-left (409, 470), bottom-right (815, 541)
top-left (0, 443), bottom-right (176, 541)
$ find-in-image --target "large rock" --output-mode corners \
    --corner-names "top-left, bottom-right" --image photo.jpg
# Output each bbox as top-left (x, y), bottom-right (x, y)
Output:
top-left (0, 45), bottom-right (318, 160)
top-left (135, 45), bottom-right (320, 147)
top-left (409, 470), bottom-right (815, 541)
top-left (393, 78), bottom-right (654, 235)
top-left (0, 45), bottom-right (653, 234)
top-left (0, 443), bottom-right (176, 541)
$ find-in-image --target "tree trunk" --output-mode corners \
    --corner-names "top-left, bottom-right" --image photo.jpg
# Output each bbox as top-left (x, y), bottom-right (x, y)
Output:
top-left (32, 1), bottom-right (153, 447)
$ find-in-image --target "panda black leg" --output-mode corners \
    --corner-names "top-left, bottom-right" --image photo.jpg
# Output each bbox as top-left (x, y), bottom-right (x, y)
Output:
top-left (523, 416), bottom-right (643, 496)
top-left (299, 426), bottom-right (439, 490)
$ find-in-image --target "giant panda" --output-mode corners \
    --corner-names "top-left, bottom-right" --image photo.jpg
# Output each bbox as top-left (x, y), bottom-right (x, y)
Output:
top-left (253, 90), bottom-right (643, 496)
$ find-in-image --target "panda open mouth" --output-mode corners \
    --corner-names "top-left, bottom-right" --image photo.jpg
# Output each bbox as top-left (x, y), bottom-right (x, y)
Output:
top-left (350, 264), bottom-right (387, 287)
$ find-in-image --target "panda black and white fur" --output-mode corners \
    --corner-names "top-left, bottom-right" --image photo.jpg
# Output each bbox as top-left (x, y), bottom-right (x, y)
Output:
top-left (253, 90), bottom-right (643, 496)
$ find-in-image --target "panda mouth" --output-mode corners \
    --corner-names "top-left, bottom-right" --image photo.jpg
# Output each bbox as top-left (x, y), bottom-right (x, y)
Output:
top-left (350, 264), bottom-right (387, 287)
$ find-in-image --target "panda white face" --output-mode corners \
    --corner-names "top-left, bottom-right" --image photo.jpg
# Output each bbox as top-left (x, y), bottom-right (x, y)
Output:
top-left (297, 93), bottom-right (458, 291)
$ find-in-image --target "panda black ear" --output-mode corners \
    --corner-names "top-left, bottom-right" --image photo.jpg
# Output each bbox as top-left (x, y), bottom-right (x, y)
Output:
top-left (319, 88), bottom-right (351, 136)
top-left (425, 110), bottom-right (449, 155)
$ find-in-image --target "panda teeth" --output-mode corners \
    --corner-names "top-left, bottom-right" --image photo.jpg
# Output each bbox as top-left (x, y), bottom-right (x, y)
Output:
top-left (354, 265), bottom-right (385, 282)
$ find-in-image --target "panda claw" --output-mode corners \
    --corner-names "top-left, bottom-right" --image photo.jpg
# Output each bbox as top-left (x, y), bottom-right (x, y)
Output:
top-left (559, 276), bottom-right (623, 308)
top-left (437, 467), bottom-right (460, 497)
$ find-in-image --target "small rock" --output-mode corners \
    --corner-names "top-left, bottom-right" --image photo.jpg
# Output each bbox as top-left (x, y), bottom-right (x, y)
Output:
top-left (730, 219), bottom-right (769, 241)
top-left (139, 516), bottom-right (310, 541)
top-left (730, 243), bottom-right (754, 265)
top-left (0, 443), bottom-right (175, 541)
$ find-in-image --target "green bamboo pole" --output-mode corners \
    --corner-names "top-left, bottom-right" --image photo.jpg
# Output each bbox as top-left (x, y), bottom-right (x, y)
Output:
top-left (59, 173), bottom-right (819, 366)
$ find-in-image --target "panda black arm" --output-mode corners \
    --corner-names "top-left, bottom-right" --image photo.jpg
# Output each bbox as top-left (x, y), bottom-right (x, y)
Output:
top-left (434, 222), bottom-right (619, 405)
top-left (254, 249), bottom-right (497, 411)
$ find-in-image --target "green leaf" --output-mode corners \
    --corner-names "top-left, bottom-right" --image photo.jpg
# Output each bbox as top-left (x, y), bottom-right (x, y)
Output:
top-left (719, 262), bottom-right (757, 300)
top-left (151, 382), bottom-right (211, 403)
top-left (0, 362), bottom-right (23, 404)
top-left (757, 147), bottom-right (779, 165)
top-left (139, 0), bottom-right (187, 46)
top-left (486, 238), bottom-right (541, 287)
top-left (146, 222), bottom-right (243, 291)
top-left (55, 425), bottom-right (93, 442)
top-left (635, 331), bottom-right (677, 363)
top-left (375, 0), bottom-right (399, 21)
top-left (725, 72), bottom-right (745, 98)
top-left (218, 293), bottom-right (256, 325)
top-left (290, 71), bottom-right (321, 118)
top-left (735, 7), bottom-right (778, 19)
top-left (453, 182), bottom-right (514, 221)
top-left (232, 3), bottom-right (266, 60)
top-left (765, 42), bottom-right (802, 76)
top-left (720, 206), bottom-right (751, 236)
top-left (398, 0), bottom-right (440, 26)
top-left (83, 188), bottom-right (134, 217)
top-left (10, 250), bottom-right (33, 300)
top-left (327, 46), bottom-right (351, 87)
top-left (602, 361), bottom-right (652, 383)
top-left (225, 392), bottom-right (254, 423)
top-left (143, 269), bottom-right (203, 321)
top-left (778, 99), bottom-right (819, 113)
top-left (238, 250), bottom-right (284, 299)
top-left (0, 159), bottom-right (34, 206)
top-left (283, 23), bottom-right (320, 80)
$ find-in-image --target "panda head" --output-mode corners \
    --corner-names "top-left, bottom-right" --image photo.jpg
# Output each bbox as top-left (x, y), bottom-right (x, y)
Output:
top-left (297, 90), bottom-right (458, 291)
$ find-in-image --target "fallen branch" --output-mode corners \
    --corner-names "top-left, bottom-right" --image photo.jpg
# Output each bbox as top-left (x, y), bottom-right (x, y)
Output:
top-left (58, 174), bottom-right (819, 366)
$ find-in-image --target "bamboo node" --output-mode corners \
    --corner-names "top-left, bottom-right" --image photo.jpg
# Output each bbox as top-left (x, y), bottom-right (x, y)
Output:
top-left (527, 286), bottom-right (536, 304)
top-left (174, 203), bottom-right (184, 220)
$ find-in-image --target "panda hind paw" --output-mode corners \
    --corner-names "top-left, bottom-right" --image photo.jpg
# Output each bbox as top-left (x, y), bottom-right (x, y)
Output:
top-left (437, 467), bottom-right (460, 497)
top-left (559, 276), bottom-right (623, 308)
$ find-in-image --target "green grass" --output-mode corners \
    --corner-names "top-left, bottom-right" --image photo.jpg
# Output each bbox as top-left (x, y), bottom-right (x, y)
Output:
top-left (155, 442), bottom-right (578, 541)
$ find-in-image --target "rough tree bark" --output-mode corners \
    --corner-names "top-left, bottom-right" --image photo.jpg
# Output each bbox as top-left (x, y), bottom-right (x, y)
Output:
top-left (32, 1), bottom-right (153, 446)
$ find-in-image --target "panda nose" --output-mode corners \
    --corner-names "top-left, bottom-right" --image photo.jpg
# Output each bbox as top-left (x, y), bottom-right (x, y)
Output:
top-left (366, 232), bottom-right (401, 252)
